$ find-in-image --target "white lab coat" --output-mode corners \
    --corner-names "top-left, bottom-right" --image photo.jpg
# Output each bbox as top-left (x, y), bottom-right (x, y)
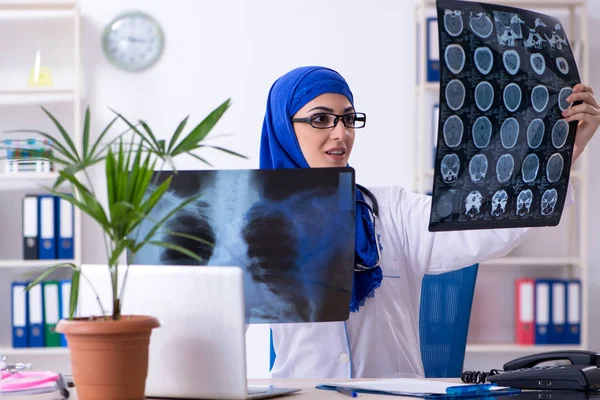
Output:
top-left (270, 184), bottom-right (575, 379)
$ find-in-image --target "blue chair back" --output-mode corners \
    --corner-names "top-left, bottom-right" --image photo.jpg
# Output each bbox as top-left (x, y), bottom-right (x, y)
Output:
top-left (419, 264), bottom-right (479, 378)
top-left (270, 328), bottom-right (276, 371)
top-left (269, 263), bottom-right (479, 376)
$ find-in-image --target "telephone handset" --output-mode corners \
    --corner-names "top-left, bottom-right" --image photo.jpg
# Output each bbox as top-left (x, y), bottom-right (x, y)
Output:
top-left (502, 350), bottom-right (600, 370)
top-left (462, 350), bottom-right (600, 390)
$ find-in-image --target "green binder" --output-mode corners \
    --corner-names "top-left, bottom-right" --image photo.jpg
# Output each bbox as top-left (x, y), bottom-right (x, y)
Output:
top-left (42, 281), bottom-right (61, 347)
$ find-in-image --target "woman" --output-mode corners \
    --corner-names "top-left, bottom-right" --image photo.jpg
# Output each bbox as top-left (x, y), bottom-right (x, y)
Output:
top-left (260, 66), bottom-right (600, 379)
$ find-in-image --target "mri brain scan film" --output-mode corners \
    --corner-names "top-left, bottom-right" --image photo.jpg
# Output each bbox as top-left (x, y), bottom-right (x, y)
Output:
top-left (474, 46), bottom-right (493, 75)
top-left (441, 153), bottom-right (461, 183)
top-left (502, 50), bottom-right (520, 75)
top-left (526, 118), bottom-right (545, 149)
top-left (546, 153), bottom-right (564, 183)
top-left (558, 87), bottom-right (573, 111)
top-left (472, 116), bottom-right (492, 148)
top-left (444, 9), bottom-right (464, 36)
top-left (475, 81), bottom-right (494, 111)
top-left (531, 85), bottom-right (549, 112)
top-left (431, 0), bottom-right (580, 231)
top-left (503, 83), bottom-right (522, 112)
top-left (521, 153), bottom-right (540, 183)
top-left (469, 154), bottom-right (488, 183)
top-left (445, 44), bottom-right (466, 74)
top-left (446, 79), bottom-right (466, 110)
top-left (496, 154), bottom-right (514, 183)
top-left (469, 12), bottom-right (494, 38)
top-left (500, 117), bottom-right (519, 149)
top-left (556, 57), bottom-right (569, 75)
top-left (443, 115), bottom-right (464, 147)
top-left (552, 119), bottom-right (569, 148)
top-left (530, 53), bottom-right (546, 75)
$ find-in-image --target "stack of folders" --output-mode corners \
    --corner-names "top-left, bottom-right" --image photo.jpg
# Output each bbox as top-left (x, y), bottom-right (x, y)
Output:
top-left (11, 280), bottom-right (72, 348)
top-left (515, 278), bottom-right (581, 345)
top-left (22, 194), bottom-right (74, 260)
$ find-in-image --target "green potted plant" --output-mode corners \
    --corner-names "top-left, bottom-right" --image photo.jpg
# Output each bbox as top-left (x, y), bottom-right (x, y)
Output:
top-left (10, 99), bottom-right (245, 400)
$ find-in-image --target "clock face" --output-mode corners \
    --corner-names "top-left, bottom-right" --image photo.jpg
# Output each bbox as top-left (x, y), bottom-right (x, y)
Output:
top-left (102, 11), bottom-right (164, 72)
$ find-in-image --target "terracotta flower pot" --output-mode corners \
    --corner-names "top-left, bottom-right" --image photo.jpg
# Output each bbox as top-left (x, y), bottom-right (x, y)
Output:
top-left (56, 315), bottom-right (160, 400)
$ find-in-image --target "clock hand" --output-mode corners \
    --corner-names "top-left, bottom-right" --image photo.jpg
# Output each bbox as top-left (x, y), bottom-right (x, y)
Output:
top-left (126, 36), bottom-right (151, 44)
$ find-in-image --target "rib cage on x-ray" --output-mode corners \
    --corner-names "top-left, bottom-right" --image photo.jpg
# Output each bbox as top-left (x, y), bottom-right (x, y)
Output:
top-left (430, 0), bottom-right (580, 231)
top-left (131, 168), bottom-right (355, 324)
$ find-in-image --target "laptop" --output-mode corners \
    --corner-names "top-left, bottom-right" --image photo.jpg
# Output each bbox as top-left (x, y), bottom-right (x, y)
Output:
top-left (78, 264), bottom-right (301, 399)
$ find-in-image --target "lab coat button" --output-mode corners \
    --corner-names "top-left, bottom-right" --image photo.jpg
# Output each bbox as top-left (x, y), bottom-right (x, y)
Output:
top-left (339, 353), bottom-right (350, 363)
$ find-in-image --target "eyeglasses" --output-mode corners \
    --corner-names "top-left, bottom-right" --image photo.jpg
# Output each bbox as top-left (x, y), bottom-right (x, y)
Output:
top-left (291, 112), bottom-right (366, 129)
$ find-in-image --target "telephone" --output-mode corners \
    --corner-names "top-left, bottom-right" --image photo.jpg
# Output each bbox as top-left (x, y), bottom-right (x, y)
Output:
top-left (462, 350), bottom-right (600, 391)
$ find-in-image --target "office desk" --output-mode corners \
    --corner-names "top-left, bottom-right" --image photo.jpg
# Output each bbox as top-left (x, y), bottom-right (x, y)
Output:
top-left (66, 378), bottom-right (464, 399)
top-left (251, 378), bottom-right (460, 398)
top-left (65, 379), bottom-right (600, 399)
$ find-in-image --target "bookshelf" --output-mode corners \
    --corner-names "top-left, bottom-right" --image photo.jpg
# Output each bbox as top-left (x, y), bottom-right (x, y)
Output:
top-left (0, 90), bottom-right (75, 106)
top-left (414, 0), bottom-right (589, 358)
top-left (0, 0), bottom-right (80, 373)
top-left (466, 343), bottom-right (585, 353)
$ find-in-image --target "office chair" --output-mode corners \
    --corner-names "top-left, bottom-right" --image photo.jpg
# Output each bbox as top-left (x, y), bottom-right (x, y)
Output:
top-left (419, 264), bottom-right (479, 378)
top-left (270, 330), bottom-right (276, 372)
top-left (269, 263), bottom-right (479, 377)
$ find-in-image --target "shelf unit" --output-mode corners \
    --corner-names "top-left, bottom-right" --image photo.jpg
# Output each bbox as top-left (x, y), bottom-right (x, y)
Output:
top-left (414, 0), bottom-right (589, 356)
top-left (1, 347), bottom-right (70, 356)
top-left (0, 0), bottom-right (80, 371)
top-left (0, 89), bottom-right (75, 106)
top-left (466, 343), bottom-right (585, 353)
top-left (0, 259), bottom-right (76, 268)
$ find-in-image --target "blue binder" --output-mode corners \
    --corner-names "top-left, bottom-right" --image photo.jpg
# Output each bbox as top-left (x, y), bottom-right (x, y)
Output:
top-left (426, 17), bottom-right (440, 82)
top-left (565, 279), bottom-right (581, 344)
top-left (416, 17), bottom-right (440, 83)
top-left (38, 195), bottom-right (56, 259)
top-left (27, 282), bottom-right (45, 347)
top-left (55, 196), bottom-right (74, 259)
top-left (549, 280), bottom-right (567, 344)
top-left (22, 194), bottom-right (39, 259)
top-left (59, 279), bottom-right (72, 347)
top-left (11, 282), bottom-right (29, 348)
top-left (534, 279), bottom-right (551, 344)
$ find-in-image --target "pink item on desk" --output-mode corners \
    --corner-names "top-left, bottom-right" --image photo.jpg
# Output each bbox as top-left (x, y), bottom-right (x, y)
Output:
top-left (1, 370), bottom-right (60, 392)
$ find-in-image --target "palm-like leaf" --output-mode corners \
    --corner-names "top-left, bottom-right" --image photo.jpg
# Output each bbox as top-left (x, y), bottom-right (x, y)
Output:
top-left (169, 99), bottom-right (231, 156)
top-left (167, 116), bottom-right (189, 153)
top-left (41, 106), bottom-right (80, 162)
top-left (19, 100), bottom-right (241, 320)
top-left (196, 144), bottom-right (248, 159)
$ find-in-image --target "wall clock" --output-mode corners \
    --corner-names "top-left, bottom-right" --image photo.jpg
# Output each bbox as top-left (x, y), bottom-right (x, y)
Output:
top-left (102, 10), bottom-right (164, 72)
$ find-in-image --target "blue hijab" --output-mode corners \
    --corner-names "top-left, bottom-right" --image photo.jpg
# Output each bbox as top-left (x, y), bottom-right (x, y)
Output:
top-left (259, 66), bottom-right (383, 312)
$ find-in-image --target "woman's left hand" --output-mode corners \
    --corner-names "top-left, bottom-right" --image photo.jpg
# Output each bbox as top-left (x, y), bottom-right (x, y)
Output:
top-left (562, 83), bottom-right (600, 163)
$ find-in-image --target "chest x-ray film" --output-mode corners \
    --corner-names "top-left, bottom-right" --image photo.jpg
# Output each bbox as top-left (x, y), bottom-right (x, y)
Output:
top-left (429, 0), bottom-right (580, 232)
top-left (132, 167), bottom-right (356, 324)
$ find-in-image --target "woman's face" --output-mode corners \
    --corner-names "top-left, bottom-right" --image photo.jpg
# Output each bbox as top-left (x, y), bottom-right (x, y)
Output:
top-left (292, 93), bottom-right (355, 168)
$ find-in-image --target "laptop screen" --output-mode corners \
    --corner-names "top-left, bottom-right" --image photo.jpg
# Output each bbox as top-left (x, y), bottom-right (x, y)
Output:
top-left (131, 167), bottom-right (356, 324)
